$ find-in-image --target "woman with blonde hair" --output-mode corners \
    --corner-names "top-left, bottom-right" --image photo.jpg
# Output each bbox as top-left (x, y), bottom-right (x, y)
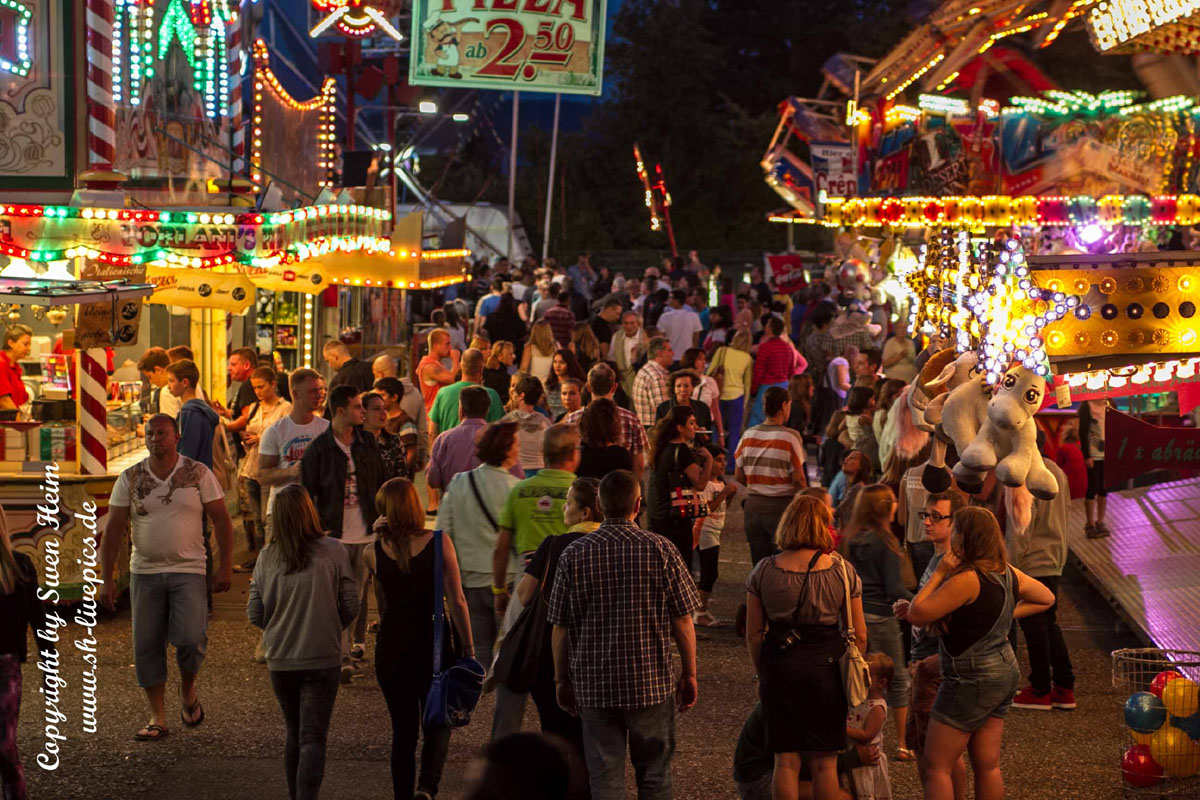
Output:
top-left (519, 320), bottom-right (557, 383)
top-left (0, 505), bottom-right (44, 799)
top-left (0, 323), bottom-right (32, 415)
top-left (709, 327), bottom-right (754, 462)
top-left (908, 507), bottom-right (1054, 800)
top-left (840, 483), bottom-right (914, 760)
top-left (373, 478), bottom-right (474, 800)
top-left (248, 484), bottom-right (358, 800)
top-left (745, 494), bottom-right (866, 800)
top-left (483, 340), bottom-right (515, 399)
top-left (571, 322), bottom-right (601, 374)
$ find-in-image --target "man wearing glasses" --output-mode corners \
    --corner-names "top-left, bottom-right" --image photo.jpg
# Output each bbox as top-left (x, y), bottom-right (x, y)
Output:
top-left (894, 489), bottom-right (968, 798)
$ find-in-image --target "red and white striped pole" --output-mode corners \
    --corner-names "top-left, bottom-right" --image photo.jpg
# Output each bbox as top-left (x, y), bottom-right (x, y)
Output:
top-left (229, 11), bottom-right (244, 173)
top-left (77, 349), bottom-right (108, 475)
top-left (85, 0), bottom-right (117, 170)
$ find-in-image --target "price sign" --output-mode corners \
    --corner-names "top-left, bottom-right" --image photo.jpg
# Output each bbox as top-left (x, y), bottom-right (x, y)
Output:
top-left (409, 0), bottom-right (607, 96)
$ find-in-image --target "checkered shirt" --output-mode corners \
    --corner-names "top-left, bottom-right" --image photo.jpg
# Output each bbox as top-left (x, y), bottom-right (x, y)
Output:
top-left (547, 518), bottom-right (701, 710)
top-left (632, 361), bottom-right (670, 427)
top-left (562, 404), bottom-right (647, 455)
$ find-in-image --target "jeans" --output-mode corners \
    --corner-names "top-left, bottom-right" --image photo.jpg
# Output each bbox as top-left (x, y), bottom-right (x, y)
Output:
top-left (580, 698), bottom-right (676, 800)
top-left (1017, 575), bottom-right (1074, 695)
top-left (0, 655), bottom-right (26, 800)
top-left (129, 572), bottom-right (208, 688)
top-left (464, 587), bottom-right (499, 669)
top-left (865, 614), bottom-right (910, 708)
top-left (378, 671), bottom-right (452, 798)
top-left (341, 542), bottom-right (372, 652)
top-left (269, 668), bottom-right (340, 800)
top-left (720, 396), bottom-right (745, 464)
top-left (743, 496), bottom-right (791, 566)
top-left (492, 682), bottom-right (530, 739)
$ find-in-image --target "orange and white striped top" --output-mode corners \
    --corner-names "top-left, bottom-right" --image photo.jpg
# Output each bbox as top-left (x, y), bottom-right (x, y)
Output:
top-left (735, 424), bottom-right (806, 497)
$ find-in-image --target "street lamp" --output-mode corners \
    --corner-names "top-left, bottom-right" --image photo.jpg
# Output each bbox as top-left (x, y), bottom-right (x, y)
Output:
top-left (452, 112), bottom-right (469, 122)
top-left (419, 100), bottom-right (437, 114)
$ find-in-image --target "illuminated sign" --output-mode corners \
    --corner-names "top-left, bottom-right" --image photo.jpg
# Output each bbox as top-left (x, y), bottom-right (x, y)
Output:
top-left (409, 0), bottom-right (607, 96)
top-left (311, 0), bottom-right (404, 40)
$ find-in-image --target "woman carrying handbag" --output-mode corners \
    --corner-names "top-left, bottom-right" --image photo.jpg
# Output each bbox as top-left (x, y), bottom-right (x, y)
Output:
top-left (373, 478), bottom-right (475, 800)
top-left (745, 494), bottom-right (868, 800)
top-left (647, 405), bottom-right (715, 566)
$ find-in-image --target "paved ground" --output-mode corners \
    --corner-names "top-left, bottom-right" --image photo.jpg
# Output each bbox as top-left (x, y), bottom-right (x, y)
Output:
top-left (14, 490), bottom-right (1140, 800)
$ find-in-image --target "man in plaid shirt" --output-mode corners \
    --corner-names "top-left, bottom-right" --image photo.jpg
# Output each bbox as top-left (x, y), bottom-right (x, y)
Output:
top-left (549, 470), bottom-right (700, 800)
top-left (561, 363), bottom-right (648, 480)
top-left (633, 336), bottom-right (674, 427)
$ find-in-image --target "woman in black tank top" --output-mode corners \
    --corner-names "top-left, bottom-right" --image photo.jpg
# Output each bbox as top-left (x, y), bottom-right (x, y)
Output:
top-left (907, 507), bottom-right (1054, 800)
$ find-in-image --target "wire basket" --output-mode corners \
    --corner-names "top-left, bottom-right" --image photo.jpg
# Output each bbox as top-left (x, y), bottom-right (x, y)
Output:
top-left (1113, 648), bottom-right (1200, 798)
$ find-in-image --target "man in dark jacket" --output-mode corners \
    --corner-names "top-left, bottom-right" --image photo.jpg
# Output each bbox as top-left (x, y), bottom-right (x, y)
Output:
top-left (324, 339), bottom-right (375, 394)
top-left (300, 383), bottom-right (385, 682)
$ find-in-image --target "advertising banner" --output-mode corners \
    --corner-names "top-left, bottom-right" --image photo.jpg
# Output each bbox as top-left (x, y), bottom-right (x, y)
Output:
top-left (145, 267), bottom-right (255, 314)
top-left (810, 142), bottom-right (856, 198)
top-left (1104, 409), bottom-right (1200, 487)
top-left (74, 261), bottom-right (146, 348)
top-left (409, 0), bottom-right (607, 96)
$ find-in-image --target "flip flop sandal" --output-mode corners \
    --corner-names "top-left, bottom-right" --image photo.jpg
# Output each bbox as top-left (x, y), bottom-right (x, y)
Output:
top-left (895, 748), bottom-right (917, 762)
top-left (181, 699), bottom-right (205, 728)
top-left (134, 724), bottom-right (169, 741)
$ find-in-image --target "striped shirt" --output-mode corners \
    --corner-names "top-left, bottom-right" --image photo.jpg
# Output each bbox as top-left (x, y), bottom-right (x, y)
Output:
top-left (735, 423), bottom-right (807, 496)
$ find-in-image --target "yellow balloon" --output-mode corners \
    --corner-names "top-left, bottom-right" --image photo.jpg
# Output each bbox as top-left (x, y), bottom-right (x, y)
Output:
top-left (1131, 729), bottom-right (1154, 746)
top-left (1162, 679), bottom-right (1200, 719)
top-left (1149, 725), bottom-right (1200, 778)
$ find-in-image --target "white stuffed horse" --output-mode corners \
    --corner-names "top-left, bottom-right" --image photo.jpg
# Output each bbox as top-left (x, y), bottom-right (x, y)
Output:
top-left (959, 365), bottom-right (1060, 500)
top-left (908, 350), bottom-right (987, 492)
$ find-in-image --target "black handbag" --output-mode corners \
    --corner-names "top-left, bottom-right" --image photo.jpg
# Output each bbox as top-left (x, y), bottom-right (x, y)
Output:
top-left (491, 537), bottom-right (558, 693)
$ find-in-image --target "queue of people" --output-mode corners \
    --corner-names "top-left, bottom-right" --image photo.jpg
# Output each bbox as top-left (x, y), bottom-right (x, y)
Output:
top-left (0, 253), bottom-right (1083, 800)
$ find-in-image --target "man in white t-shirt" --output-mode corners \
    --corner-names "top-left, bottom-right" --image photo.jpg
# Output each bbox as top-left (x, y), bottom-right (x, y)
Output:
top-left (100, 414), bottom-right (234, 741)
top-left (300, 384), bottom-right (386, 682)
top-left (258, 368), bottom-right (329, 541)
top-left (656, 289), bottom-right (702, 367)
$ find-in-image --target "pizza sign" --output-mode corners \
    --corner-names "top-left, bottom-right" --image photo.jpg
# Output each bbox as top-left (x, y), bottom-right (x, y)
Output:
top-left (409, 0), bottom-right (607, 96)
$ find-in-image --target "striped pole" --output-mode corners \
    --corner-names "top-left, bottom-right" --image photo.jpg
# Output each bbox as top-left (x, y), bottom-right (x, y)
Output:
top-left (78, 349), bottom-right (108, 475)
top-left (85, 0), bottom-right (117, 169)
top-left (228, 10), bottom-right (244, 173)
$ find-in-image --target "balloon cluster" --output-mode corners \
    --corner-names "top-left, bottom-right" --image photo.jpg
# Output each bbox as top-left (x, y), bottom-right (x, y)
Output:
top-left (1122, 671), bottom-right (1200, 787)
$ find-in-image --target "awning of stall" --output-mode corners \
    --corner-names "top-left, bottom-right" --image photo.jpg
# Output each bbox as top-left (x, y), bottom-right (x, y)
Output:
top-left (238, 261), bottom-right (327, 294)
top-left (144, 266), bottom-right (256, 313)
top-left (0, 276), bottom-right (153, 305)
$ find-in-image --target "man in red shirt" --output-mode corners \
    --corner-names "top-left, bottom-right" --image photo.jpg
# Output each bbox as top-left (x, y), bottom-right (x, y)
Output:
top-left (747, 317), bottom-right (806, 428)
top-left (0, 324), bottom-right (32, 414)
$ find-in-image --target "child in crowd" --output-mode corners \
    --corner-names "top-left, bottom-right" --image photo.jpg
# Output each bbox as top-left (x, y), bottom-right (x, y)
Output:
top-left (694, 444), bottom-right (739, 627)
top-left (846, 652), bottom-right (894, 800)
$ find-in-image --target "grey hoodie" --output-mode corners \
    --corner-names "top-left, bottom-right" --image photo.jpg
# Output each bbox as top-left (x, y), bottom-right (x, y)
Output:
top-left (1008, 457), bottom-right (1071, 578)
top-left (248, 536), bottom-right (359, 671)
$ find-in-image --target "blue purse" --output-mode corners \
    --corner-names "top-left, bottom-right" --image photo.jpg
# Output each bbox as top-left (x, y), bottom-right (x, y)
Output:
top-left (423, 530), bottom-right (486, 729)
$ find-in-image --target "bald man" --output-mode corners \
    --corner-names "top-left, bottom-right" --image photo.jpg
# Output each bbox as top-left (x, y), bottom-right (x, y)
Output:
top-left (427, 348), bottom-right (505, 438)
top-left (373, 353), bottom-right (398, 382)
top-left (324, 340), bottom-right (374, 393)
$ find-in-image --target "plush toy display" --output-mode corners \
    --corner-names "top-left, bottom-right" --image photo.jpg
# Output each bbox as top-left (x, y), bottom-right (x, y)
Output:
top-left (906, 349), bottom-right (988, 493)
top-left (959, 365), bottom-right (1060, 500)
top-left (932, 371), bottom-right (992, 495)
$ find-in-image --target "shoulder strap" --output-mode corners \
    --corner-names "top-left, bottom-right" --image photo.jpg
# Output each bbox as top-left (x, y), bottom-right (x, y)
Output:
top-left (431, 530), bottom-right (445, 678)
top-left (834, 553), bottom-right (856, 639)
top-left (788, 549), bottom-right (824, 622)
top-left (467, 470), bottom-right (499, 530)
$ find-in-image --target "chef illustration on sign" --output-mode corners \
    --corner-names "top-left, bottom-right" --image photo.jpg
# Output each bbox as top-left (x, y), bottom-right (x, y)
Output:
top-left (424, 15), bottom-right (480, 79)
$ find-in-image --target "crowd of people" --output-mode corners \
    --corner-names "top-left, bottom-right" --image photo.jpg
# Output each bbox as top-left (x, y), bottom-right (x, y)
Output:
top-left (0, 251), bottom-right (1086, 800)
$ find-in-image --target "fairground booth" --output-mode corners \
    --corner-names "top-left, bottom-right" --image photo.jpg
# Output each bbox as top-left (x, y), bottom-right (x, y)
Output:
top-left (0, 1), bottom-right (464, 600)
top-left (763, 0), bottom-right (1200, 789)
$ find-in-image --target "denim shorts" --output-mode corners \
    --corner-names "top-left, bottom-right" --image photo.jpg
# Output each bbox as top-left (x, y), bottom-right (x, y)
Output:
top-left (130, 572), bottom-right (209, 688)
top-left (929, 646), bottom-right (1020, 733)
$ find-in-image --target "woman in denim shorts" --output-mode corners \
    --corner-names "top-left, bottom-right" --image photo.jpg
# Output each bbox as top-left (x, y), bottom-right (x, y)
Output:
top-left (907, 507), bottom-right (1054, 800)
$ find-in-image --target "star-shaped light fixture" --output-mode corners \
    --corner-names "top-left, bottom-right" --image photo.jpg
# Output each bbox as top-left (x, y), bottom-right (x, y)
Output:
top-left (966, 234), bottom-right (1084, 384)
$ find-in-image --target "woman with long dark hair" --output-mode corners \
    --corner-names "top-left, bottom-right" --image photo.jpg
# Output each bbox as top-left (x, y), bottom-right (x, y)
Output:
top-left (647, 405), bottom-right (715, 565)
top-left (248, 485), bottom-right (359, 800)
top-left (0, 505), bottom-right (45, 800)
top-left (543, 349), bottom-right (586, 420)
top-left (840, 483), bottom-right (913, 760)
top-left (907, 507), bottom-right (1054, 800)
top-left (576, 397), bottom-right (633, 479)
top-left (374, 478), bottom-right (474, 800)
top-left (483, 293), bottom-right (528, 360)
